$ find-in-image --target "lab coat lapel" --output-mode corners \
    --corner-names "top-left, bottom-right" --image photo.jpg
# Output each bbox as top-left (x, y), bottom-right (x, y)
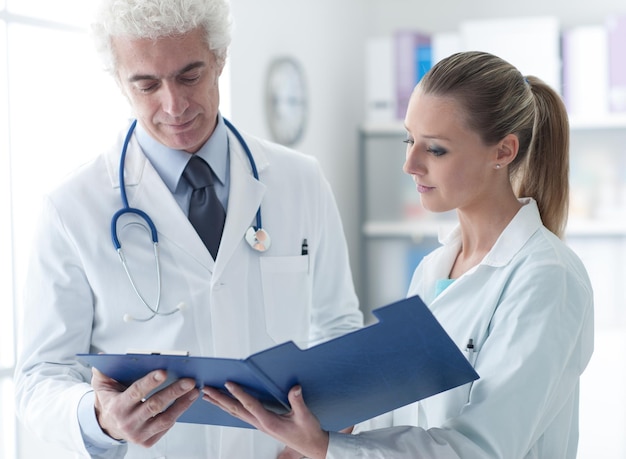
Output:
top-left (106, 133), bottom-right (215, 271)
top-left (213, 131), bottom-right (267, 279)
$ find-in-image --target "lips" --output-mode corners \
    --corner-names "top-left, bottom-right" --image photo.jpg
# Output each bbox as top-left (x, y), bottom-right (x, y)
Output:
top-left (417, 184), bottom-right (435, 193)
top-left (166, 118), bottom-right (195, 131)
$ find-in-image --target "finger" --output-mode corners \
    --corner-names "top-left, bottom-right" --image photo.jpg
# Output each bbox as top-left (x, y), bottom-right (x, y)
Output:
top-left (203, 385), bottom-right (262, 427)
top-left (286, 385), bottom-right (310, 418)
top-left (121, 370), bottom-right (169, 405)
top-left (91, 367), bottom-right (126, 392)
top-left (202, 386), bottom-right (235, 408)
top-left (133, 388), bottom-right (201, 447)
top-left (151, 385), bottom-right (201, 424)
top-left (137, 377), bottom-right (198, 418)
top-left (224, 382), bottom-right (268, 416)
top-left (285, 386), bottom-right (323, 434)
top-left (203, 386), bottom-right (248, 418)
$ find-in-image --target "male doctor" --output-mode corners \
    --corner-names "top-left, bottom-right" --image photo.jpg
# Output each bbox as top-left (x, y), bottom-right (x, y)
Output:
top-left (14, 0), bottom-right (363, 458)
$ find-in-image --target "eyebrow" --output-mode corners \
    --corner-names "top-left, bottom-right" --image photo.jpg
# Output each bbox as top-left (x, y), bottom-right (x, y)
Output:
top-left (403, 126), bottom-right (451, 142)
top-left (423, 134), bottom-right (451, 142)
top-left (127, 61), bottom-right (207, 83)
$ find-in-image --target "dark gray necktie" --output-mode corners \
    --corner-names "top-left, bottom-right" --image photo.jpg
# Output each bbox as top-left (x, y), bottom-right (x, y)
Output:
top-left (183, 156), bottom-right (226, 259)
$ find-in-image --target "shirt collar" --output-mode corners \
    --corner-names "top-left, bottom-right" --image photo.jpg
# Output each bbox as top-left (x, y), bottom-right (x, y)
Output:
top-left (439, 197), bottom-right (543, 268)
top-left (135, 114), bottom-right (229, 193)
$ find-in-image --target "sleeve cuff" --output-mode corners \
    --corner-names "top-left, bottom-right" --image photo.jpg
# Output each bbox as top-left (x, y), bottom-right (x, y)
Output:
top-left (78, 390), bottom-right (126, 451)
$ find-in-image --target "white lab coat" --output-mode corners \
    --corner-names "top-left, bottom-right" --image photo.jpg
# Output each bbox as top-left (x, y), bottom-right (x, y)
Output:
top-left (15, 122), bottom-right (363, 459)
top-left (328, 199), bottom-right (594, 458)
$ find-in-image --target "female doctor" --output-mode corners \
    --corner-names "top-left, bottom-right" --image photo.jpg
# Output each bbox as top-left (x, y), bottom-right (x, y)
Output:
top-left (204, 51), bottom-right (595, 459)
top-left (13, 1), bottom-right (363, 458)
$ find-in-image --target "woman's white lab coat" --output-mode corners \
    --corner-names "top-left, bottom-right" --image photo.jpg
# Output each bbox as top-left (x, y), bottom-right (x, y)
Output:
top-left (14, 123), bottom-right (363, 458)
top-left (329, 199), bottom-right (594, 459)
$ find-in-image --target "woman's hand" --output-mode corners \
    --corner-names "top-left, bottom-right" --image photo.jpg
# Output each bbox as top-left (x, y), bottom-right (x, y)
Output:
top-left (203, 383), bottom-right (329, 459)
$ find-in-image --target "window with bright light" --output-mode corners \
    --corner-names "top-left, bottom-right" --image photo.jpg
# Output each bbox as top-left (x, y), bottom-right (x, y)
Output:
top-left (6, 0), bottom-right (93, 27)
top-left (0, 15), bottom-right (15, 459)
top-left (1, 4), bottom-right (127, 458)
top-left (1, 1), bottom-right (232, 455)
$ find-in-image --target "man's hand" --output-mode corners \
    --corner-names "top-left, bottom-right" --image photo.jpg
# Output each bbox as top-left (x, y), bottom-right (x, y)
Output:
top-left (278, 445), bottom-right (308, 459)
top-left (92, 367), bottom-right (199, 447)
top-left (203, 383), bottom-right (329, 459)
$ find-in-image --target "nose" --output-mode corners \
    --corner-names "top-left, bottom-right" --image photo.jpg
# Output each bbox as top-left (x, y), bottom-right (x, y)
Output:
top-left (160, 82), bottom-right (189, 117)
top-left (403, 144), bottom-right (425, 177)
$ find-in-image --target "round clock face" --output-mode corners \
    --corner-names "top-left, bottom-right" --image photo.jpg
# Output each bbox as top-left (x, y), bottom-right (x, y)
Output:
top-left (265, 57), bottom-right (308, 146)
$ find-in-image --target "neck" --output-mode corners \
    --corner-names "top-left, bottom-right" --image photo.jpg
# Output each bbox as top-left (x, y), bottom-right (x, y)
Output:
top-left (449, 196), bottom-right (522, 278)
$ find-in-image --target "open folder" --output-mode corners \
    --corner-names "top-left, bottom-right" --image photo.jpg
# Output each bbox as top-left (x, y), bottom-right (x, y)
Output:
top-left (78, 295), bottom-right (479, 431)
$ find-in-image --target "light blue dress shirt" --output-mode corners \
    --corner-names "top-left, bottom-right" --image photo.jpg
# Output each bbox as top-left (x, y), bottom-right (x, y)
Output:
top-left (135, 114), bottom-right (231, 212)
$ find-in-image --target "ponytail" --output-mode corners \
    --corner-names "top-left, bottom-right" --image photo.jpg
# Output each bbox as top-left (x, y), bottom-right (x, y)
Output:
top-left (514, 76), bottom-right (569, 238)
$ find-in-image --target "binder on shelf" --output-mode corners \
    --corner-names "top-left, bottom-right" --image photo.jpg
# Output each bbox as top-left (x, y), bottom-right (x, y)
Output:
top-left (365, 31), bottom-right (432, 122)
top-left (78, 295), bottom-right (479, 431)
top-left (365, 36), bottom-right (396, 122)
top-left (607, 15), bottom-right (626, 113)
top-left (395, 30), bottom-right (432, 119)
top-left (562, 25), bottom-right (609, 118)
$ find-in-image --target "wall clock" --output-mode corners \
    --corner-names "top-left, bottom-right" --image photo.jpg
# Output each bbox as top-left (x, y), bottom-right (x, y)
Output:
top-left (265, 56), bottom-right (308, 146)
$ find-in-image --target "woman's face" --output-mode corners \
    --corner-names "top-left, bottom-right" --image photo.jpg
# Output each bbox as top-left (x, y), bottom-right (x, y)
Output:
top-left (402, 89), bottom-right (500, 214)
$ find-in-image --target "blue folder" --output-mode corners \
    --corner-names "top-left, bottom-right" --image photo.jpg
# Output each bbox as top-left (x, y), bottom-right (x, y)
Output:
top-left (78, 295), bottom-right (479, 431)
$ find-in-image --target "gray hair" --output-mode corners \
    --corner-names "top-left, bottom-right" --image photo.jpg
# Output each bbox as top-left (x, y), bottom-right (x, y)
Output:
top-left (92, 0), bottom-right (232, 73)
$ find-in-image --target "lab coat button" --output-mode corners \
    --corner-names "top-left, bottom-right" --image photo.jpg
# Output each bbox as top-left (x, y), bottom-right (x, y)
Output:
top-left (213, 282), bottom-right (225, 291)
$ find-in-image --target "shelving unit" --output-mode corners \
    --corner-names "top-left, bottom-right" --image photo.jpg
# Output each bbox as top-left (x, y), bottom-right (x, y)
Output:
top-left (357, 116), bottom-right (626, 317)
top-left (358, 12), bottom-right (626, 459)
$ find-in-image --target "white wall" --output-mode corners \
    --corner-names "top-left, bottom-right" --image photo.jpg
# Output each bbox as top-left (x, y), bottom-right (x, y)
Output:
top-left (228, 0), bottom-right (626, 301)
top-left (366, 0), bottom-right (626, 33)
top-left (229, 0), bottom-right (370, 295)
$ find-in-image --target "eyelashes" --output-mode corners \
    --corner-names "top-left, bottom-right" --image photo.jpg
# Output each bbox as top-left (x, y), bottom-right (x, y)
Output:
top-left (426, 146), bottom-right (447, 157)
top-left (403, 138), bottom-right (448, 157)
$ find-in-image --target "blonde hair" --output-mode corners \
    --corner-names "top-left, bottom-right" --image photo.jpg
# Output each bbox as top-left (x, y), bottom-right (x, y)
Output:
top-left (419, 51), bottom-right (569, 238)
top-left (92, 0), bottom-right (232, 74)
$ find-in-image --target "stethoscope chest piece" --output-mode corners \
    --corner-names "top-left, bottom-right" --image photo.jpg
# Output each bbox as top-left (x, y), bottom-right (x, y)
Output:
top-left (245, 227), bottom-right (271, 252)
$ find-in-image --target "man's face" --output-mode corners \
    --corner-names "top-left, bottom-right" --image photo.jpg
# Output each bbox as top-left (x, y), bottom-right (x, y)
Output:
top-left (113, 28), bottom-right (223, 153)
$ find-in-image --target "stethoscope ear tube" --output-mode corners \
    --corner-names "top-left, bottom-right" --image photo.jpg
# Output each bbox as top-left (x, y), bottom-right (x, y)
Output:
top-left (223, 117), bottom-right (265, 235)
top-left (118, 119), bottom-right (137, 209)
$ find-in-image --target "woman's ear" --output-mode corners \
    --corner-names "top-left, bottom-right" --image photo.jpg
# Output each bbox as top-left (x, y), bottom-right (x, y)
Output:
top-left (494, 134), bottom-right (519, 169)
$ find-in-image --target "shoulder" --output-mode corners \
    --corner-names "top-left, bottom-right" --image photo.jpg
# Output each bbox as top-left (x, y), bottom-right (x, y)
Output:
top-left (522, 227), bottom-right (592, 289)
top-left (44, 133), bottom-right (125, 214)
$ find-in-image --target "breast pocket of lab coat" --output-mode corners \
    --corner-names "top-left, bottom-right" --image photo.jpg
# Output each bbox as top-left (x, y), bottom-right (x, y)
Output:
top-left (260, 255), bottom-right (312, 346)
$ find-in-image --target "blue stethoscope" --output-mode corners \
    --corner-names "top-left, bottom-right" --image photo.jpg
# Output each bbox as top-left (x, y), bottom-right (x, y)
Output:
top-left (112, 118), bottom-right (271, 322)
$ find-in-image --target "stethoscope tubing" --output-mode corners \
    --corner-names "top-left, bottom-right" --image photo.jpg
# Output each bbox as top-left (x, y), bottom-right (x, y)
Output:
top-left (223, 117), bottom-right (262, 231)
top-left (112, 117), bottom-right (265, 321)
top-left (111, 119), bottom-right (159, 250)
